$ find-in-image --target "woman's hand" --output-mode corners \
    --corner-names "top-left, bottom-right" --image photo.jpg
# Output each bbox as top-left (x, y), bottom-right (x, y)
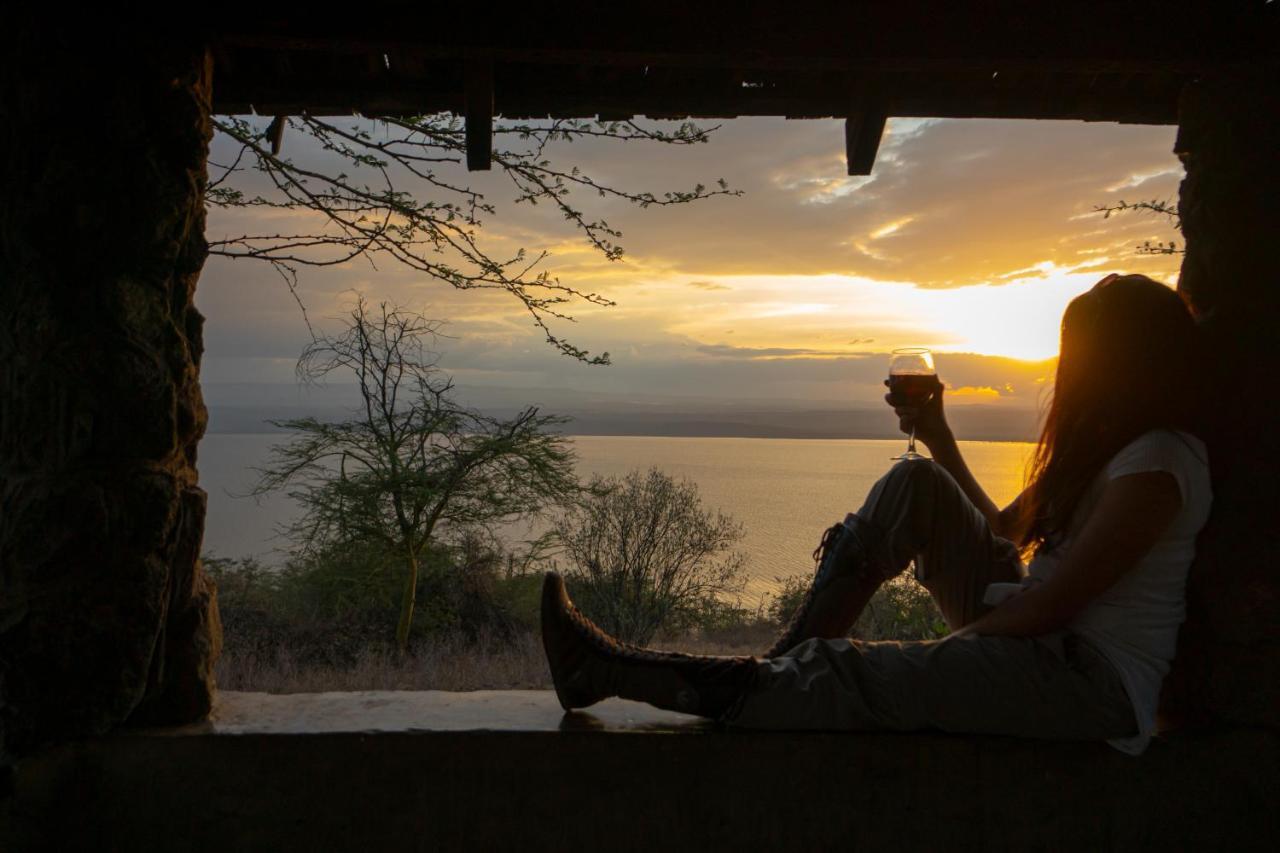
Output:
top-left (883, 375), bottom-right (952, 449)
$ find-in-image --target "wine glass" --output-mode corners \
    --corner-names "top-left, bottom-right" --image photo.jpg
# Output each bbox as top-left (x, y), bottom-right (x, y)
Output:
top-left (887, 348), bottom-right (936, 461)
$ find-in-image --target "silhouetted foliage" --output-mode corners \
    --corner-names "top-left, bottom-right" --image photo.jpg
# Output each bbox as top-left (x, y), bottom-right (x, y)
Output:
top-left (1095, 198), bottom-right (1184, 255)
top-left (553, 467), bottom-right (747, 644)
top-left (206, 533), bottom-right (538, 665)
top-left (767, 571), bottom-right (947, 642)
top-left (207, 114), bottom-right (739, 362)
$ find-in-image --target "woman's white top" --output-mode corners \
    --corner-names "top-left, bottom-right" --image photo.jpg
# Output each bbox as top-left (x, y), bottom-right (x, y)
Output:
top-left (1024, 428), bottom-right (1212, 755)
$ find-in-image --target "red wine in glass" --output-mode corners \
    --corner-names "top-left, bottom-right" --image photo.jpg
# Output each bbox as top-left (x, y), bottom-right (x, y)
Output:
top-left (888, 348), bottom-right (936, 461)
top-left (887, 374), bottom-right (937, 407)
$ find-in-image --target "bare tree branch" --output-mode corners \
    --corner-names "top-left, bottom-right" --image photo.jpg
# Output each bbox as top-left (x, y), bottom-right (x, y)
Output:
top-left (206, 113), bottom-right (741, 363)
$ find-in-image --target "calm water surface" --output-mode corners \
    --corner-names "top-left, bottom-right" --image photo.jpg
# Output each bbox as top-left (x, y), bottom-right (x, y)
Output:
top-left (200, 434), bottom-right (1033, 602)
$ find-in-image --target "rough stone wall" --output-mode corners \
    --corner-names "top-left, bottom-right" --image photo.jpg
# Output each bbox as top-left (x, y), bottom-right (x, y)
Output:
top-left (0, 32), bottom-right (220, 757)
top-left (1162, 70), bottom-right (1280, 728)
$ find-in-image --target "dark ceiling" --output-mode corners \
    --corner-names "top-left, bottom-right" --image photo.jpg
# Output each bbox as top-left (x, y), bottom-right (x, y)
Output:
top-left (207, 2), bottom-right (1277, 173)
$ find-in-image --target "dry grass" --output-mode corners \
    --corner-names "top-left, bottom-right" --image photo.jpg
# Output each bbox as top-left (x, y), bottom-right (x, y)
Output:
top-left (213, 583), bottom-right (944, 694)
top-left (215, 627), bottom-right (782, 694)
top-left (216, 632), bottom-right (551, 693)
top-left (658, 622), bottom-right (780, 656)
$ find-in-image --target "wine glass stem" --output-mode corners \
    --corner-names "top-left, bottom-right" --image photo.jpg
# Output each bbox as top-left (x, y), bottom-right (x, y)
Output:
top-left (908, 427), bottom-right (916, 455)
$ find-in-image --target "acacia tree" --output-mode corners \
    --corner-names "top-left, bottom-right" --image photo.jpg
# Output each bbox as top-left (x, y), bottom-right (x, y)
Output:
top-left (555, 467), bottom-right (745, 644)
top-left (252, 296), bottom-right (580, 650)
top-left (207, 114), bottom-right (738, 363)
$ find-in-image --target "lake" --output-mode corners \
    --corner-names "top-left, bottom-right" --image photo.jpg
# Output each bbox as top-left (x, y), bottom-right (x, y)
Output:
top-left (199, 434), bottom-right (1034, 603)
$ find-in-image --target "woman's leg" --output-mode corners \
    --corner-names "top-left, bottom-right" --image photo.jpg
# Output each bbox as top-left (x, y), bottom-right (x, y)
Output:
top-left (762, 523), bottom-right (885, 657)
top-left (541, 568), bottom-right (1133, 741)
top-left (854, 459), bottom-right (1024, 629)
top-left (767, 460), bottom-right (1023, 656)
top-left (541, 572), bottom-right (757, 718)
top-left (730, 634), bottom-right (1135, 740)
top-left (737, 463), bottom-right (1131, 739)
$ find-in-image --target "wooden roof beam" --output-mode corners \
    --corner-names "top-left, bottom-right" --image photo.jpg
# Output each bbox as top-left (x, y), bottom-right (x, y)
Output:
top-left (264, 114), bottom-right (287, 155)
top-left (465, 55), bottom-right (493, 171)
top-left (213, 86), bottom-right (1182, 124)
top-left (845, 85), bottom-right (887, 176)
top-left (213, 35), bottom-right (1235, 76)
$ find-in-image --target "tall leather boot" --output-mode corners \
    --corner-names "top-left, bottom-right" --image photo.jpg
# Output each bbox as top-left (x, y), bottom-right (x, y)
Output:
top-left (541, 572), bottom-right (758, 719)
top-left (763, 514), bottom-right (890, 658)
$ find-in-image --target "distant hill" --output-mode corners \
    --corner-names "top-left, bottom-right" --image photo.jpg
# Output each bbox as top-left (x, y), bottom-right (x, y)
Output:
top-left (206, 400), bottom-right (1038, 443)
top-left (545, 405), bottom-right (1038, 442)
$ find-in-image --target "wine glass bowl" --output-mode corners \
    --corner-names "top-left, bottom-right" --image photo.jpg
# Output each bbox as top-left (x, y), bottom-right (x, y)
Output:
top-left (888, 348), bottom-right (936, 461)
top-left (887, 374), bottom-right (937, 407)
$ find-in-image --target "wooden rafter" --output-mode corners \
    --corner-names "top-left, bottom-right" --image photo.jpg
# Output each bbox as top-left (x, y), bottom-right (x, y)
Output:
top-left (845, 82), bottom-right (887, 176)
top-left (464, 55), bottom-right (493, 171)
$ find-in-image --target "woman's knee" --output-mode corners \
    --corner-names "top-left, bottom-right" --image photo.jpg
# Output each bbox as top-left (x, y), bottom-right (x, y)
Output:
top-left (857, 459), bottom-right (966, 538)
top-left (879, 458), bottom-right (946, 495)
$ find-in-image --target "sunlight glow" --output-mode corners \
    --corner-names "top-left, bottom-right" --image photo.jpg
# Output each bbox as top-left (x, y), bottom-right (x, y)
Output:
top-left (655, 267), bottom-right (1121, 363)
top-left (750, 302), bottom-right (835, 319)
top-left (909, 268), bottom-right (1097, 361)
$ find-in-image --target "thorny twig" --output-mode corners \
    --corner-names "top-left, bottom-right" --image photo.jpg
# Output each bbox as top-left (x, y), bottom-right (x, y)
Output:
top-left (1095, 198), bottom-right (1184, 255)
top-left (206, 114), bottom-right (740, 363)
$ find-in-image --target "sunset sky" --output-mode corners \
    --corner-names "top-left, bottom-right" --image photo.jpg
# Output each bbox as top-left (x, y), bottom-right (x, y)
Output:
top-left (198, 115), bottom-right (1183, 412)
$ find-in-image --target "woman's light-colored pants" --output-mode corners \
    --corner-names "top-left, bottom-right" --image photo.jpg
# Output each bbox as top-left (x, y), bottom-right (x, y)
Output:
top-left (727, 460), bottom-right (1136, 740)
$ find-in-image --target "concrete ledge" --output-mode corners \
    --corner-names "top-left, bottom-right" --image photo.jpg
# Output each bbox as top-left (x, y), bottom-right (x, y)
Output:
top-left (179, 689), bottom-right (711, 735)
top-left (3, 690), bottom-right (1277, 852)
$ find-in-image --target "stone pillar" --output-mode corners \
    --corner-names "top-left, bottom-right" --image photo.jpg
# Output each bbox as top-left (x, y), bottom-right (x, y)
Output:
top-left (0, 31), bottom-right (221, 757)
top-left (1162, 70), bottom-right (1280, 728)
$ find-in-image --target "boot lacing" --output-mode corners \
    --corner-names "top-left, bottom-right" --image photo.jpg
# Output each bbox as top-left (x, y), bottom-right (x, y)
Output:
top-left (812, 521), bottom-right (845, 575)
top-left (762, 522), bottom-right (847, 658)
top-left (561, 592), bottom-right (707, 664)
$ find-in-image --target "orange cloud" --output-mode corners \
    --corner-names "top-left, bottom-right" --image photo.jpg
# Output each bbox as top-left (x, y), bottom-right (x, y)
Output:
top-left (947, 385), bottom-right (1003, 401)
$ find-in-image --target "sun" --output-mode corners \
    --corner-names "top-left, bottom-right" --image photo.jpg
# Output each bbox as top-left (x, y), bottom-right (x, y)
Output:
top-left (913, 267), bottom-right (1112, 362)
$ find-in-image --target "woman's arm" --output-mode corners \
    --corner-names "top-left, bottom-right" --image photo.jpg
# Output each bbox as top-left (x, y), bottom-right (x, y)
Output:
top-left (886, 379), bottom-right (1023, 538)
top-left (927, 431), bottom-right (1024, 538)
top-left (952, 470), bottom-right (1182, 638)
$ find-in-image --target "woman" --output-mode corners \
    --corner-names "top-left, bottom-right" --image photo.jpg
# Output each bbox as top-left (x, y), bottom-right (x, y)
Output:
top-left (541, 274), bottom-right (1211, 754)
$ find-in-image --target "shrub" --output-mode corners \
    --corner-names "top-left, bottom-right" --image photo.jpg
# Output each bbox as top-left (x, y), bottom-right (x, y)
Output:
top-left (855, 576), bottom-right (949, 641)
top-left (204, 555), bottom-right (280, 611)
top-left (491, 572), bottom-right (544, 633)
top-left (764, 570), bottom-right (948, 642)
top-left (553, 467), bottom-right (746, 644)
top-left (207, 554), bottom-right (392, 667)
top-left (206, 532), bottom-right (540, 665)
top-left (765, 573), bottom-right (813, 627)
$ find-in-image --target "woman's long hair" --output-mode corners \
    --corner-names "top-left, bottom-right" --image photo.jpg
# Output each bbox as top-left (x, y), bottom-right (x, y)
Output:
top-left (1018, 274), bottom-right (1203, 556)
